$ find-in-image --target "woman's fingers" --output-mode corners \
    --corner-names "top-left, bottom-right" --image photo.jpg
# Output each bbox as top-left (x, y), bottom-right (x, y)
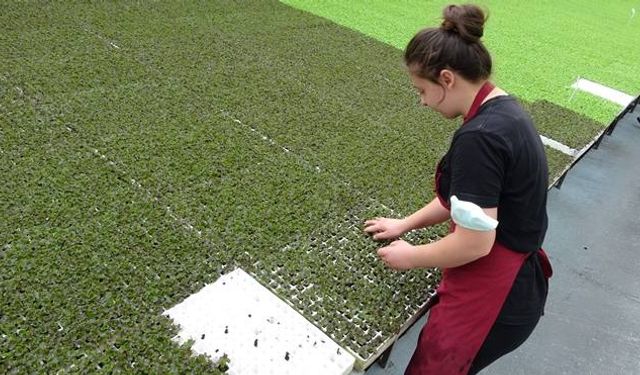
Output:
top-left (377, 245), bottom-right (389, 257)
top-left (373, 231), bottom-right (393, 241)
top-left (364, 218), bottom-right (385, 233)
top-left (364, 218), bottom-right (381, 227)
top-left (363, 223), bottom-right (381, 233)
top-left (365, 218), bottom-right (397, 240)
top-left (366, 226), bottom-right (388, 240)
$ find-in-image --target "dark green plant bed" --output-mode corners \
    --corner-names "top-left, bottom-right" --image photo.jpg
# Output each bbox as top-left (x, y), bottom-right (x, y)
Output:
top-left (1, 104), bottom-right (229, 374)
top-left (525, 100), bottom-right (607, 150)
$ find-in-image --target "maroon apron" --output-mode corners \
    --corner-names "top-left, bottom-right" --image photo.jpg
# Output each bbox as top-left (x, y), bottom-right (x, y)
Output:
top-left (405, 82), bottom-right (553, 375)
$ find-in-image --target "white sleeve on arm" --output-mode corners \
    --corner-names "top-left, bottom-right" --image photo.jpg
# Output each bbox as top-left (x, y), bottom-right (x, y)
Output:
top-left (450, 195), bottom-right (498, 231)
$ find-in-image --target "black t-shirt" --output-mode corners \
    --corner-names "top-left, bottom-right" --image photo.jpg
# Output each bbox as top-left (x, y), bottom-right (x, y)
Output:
top-left (437, 95), bottom-right (548, 324)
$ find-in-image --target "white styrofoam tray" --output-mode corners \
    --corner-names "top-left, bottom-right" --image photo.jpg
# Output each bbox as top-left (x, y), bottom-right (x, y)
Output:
top-left (163, 268), bottom-right (355, 375)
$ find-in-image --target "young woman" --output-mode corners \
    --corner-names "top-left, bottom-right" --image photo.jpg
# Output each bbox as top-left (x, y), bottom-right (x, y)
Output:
top-left (364, 4), bottom-right (552, 374)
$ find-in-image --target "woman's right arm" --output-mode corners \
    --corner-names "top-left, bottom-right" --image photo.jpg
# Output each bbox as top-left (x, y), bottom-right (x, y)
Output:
top-left (364, 197), bottom-right (450, 240)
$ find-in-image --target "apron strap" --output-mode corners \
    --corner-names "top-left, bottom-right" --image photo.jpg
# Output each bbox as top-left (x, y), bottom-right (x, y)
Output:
top-left (537, 248), bottom-right (553, 279)
top-left (463, 81), bottom-right (495, 123)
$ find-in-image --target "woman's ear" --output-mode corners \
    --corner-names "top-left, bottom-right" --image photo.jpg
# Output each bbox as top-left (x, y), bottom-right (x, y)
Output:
top-left (439, 69), bottom-right (456, 89)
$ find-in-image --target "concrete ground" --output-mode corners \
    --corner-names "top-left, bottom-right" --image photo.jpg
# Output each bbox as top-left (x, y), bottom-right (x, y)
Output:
top-left (356, 104), bottom-right (640, 375)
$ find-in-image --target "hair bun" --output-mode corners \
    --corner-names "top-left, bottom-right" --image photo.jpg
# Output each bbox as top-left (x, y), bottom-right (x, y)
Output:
top-left (441, 4), bottom-right (487, 43)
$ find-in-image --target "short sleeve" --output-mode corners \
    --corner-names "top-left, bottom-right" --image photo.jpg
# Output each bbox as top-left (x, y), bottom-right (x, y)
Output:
top-left (449, 132), bottom-right (508, 208)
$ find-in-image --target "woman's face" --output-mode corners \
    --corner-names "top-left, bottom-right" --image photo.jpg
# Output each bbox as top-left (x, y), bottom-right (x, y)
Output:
top-left (409, 70), bottom-right (460, 119)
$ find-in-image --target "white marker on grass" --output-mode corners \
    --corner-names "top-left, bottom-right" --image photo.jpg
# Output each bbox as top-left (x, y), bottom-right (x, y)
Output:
top-left (540, 135), bottom-right (577, 157)
top-left (570, 77), bottom-right (634, 107)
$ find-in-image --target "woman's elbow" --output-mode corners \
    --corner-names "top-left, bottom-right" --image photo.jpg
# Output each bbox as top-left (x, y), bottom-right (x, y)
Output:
top-left (476, 242), bottom-right (493, 257)
top-left (458, 228), bottom-right (495, 258)
top-left (476, 232), bottom-right (496, 257)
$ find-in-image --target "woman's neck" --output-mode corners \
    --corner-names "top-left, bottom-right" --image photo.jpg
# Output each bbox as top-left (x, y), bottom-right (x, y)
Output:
top-left (460, 81), bottom-right (508, 117)
top-left (483, 87), bottom-right (508, 103)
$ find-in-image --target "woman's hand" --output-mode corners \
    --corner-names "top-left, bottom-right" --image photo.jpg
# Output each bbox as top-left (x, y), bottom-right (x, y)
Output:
top-left (377, 240), bottom-right (417, 270)
top-left (363, 217), bottom-right (407, 240)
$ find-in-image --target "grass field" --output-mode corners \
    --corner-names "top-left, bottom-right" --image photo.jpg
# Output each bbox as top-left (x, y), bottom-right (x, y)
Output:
top-left (1, 0), bottom-right (637, 372)
top-left (283, 0), bottom-right (640, 130)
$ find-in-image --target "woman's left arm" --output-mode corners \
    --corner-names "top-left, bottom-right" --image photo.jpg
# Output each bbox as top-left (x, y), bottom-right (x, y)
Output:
top-left (377, 207), bottom-right (497, 270)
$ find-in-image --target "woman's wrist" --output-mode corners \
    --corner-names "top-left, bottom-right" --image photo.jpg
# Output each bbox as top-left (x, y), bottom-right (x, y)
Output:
top-left (400, 217), bottom-right (414, 234)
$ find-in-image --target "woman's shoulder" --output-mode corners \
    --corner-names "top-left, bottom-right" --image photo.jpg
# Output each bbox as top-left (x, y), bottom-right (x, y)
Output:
top-left (458, 97), bottom-right (533, 142)
top-left (452, 98), bottom-right (530, 159)
top-left (476, 95), bottom-right (528, 125)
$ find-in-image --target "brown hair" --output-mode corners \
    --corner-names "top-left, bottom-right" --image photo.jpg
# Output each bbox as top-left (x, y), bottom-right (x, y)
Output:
top-left (404, 4), bottom-right (492, 83)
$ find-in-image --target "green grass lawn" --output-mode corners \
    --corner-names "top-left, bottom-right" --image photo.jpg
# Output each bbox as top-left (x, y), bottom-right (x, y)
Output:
top-left (1, 0), bottom-right (634, 372)
top-left (282, 0), bottom-right (640, 128)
